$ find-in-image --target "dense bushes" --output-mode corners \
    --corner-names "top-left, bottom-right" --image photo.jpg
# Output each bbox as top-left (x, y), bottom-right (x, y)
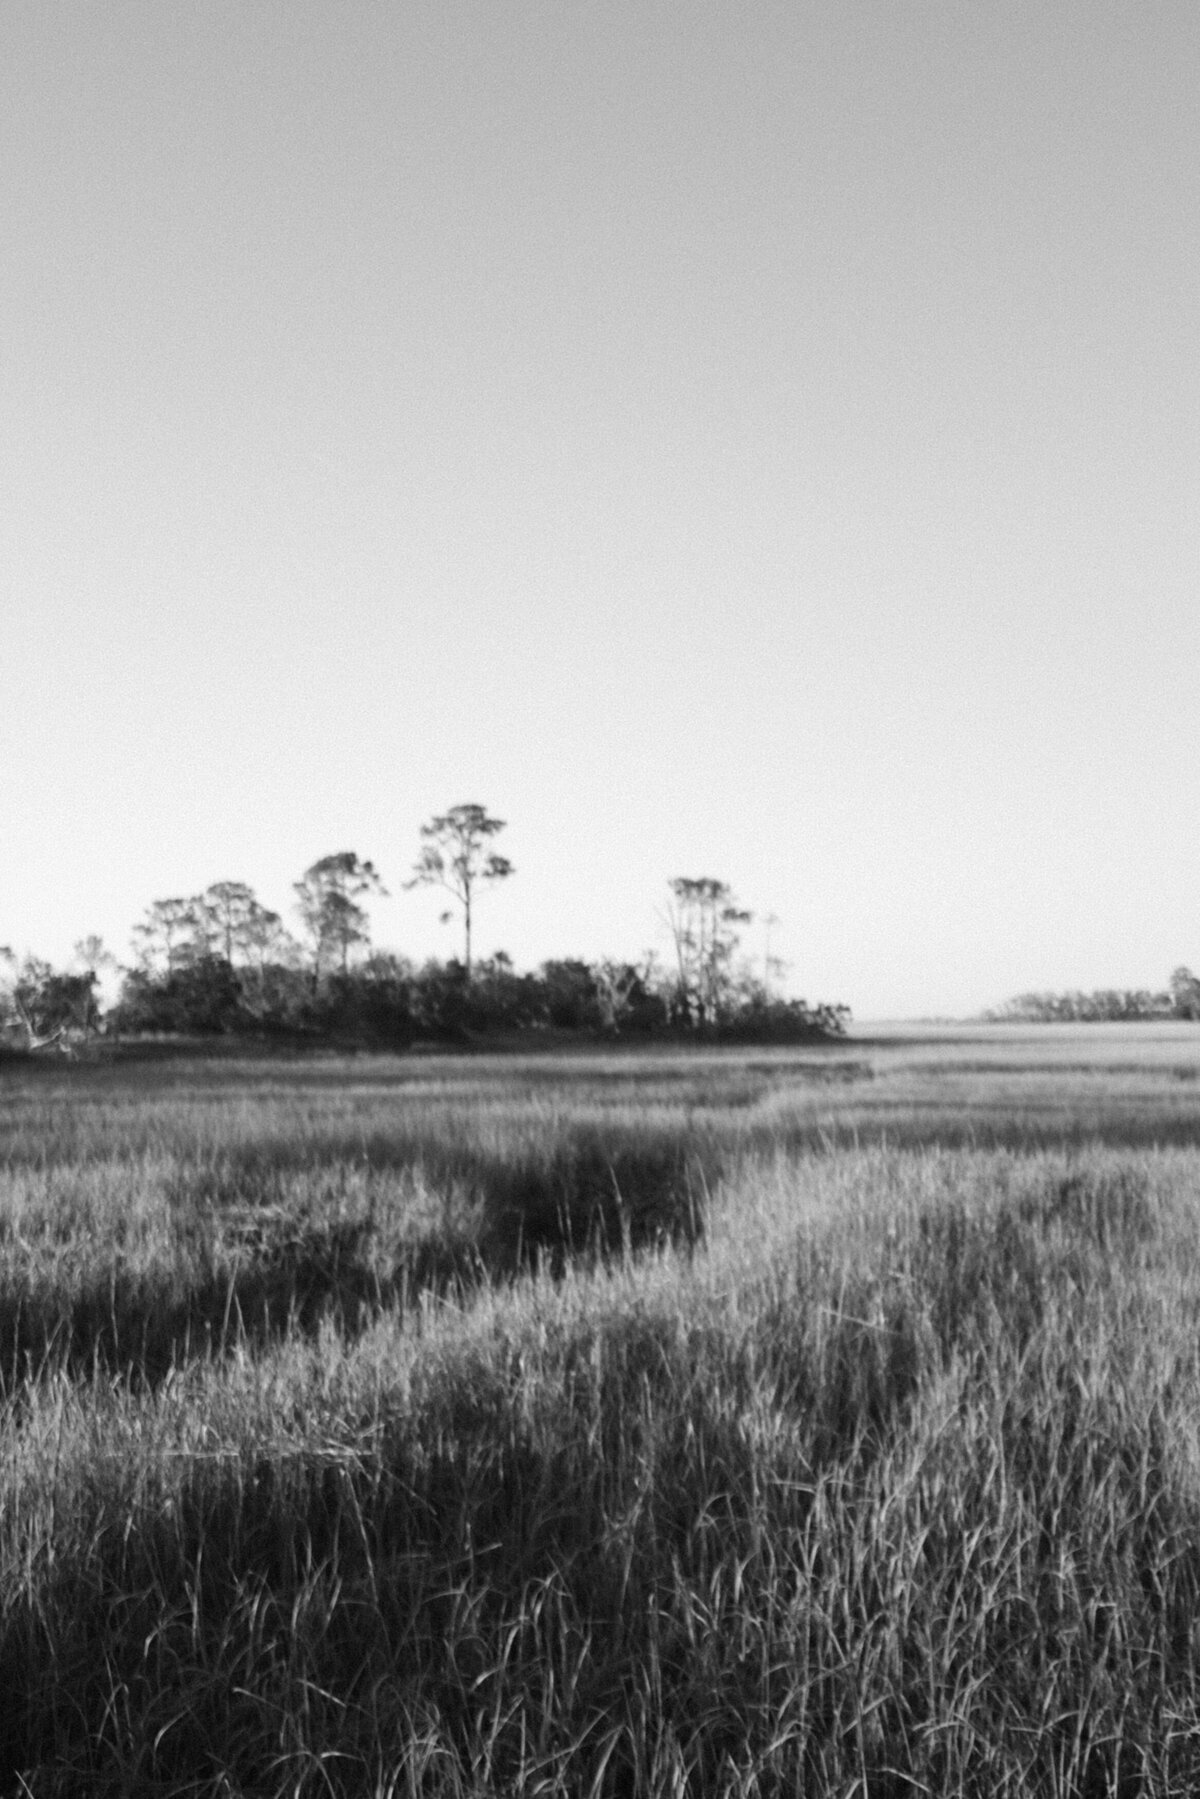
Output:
top-left (106, 952), bottom-right (845, 1047)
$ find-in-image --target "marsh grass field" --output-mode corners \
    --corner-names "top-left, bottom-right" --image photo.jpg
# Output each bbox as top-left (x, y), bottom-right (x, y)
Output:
top-left (5, 1024), bottom-right (1200, 1795)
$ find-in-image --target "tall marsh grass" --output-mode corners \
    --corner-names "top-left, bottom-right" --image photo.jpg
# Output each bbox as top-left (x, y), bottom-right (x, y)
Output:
top-left (3, 1038), bottom-right (1200, 1794)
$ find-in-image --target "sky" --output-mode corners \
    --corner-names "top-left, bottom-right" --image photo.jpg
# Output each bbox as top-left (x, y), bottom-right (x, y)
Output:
top-left (2, 1), bottom-right (1198, 1020)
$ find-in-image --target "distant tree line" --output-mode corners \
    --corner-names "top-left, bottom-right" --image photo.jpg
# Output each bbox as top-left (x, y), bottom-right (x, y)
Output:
top-left (1, 805), bottom-right (848, 1053)
top-left (987, 968), bottom-right (1200, 1024)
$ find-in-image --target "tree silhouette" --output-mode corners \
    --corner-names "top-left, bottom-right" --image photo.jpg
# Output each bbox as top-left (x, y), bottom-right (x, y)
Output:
top-left (294, 853), bottom-right (386, 984)
top-left (406, 804), bottom-right (513, 979)
top-left (664, 877), bottom-right (752, 1031)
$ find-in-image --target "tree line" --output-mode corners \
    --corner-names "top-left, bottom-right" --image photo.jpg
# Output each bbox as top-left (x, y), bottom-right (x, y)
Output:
top-left (1, 804), bottom-right (848, 1053)
top-left (986, 968), bottom-right (1200, 1024)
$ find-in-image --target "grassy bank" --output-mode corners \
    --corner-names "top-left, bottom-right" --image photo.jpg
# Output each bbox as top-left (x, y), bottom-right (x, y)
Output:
top-left (3, 1033), bottom-right (1200, 1794)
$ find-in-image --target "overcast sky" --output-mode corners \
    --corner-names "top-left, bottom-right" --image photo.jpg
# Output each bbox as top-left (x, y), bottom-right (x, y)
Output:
top-left (3, 1), bottom-right (1198, 1019)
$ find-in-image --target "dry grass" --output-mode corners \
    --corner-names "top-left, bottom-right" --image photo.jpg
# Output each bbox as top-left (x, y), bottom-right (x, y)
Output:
top-left (3, 1026), bottom-right (1200, 1794)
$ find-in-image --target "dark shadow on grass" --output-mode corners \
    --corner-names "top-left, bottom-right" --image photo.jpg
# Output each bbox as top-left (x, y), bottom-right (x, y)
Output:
top-left (0, 1136), bottom-right (719, 1394)
top-left (762, 1113), bottom-right (1200, 1154)
top-left (0, 1229), bottom-right (477, 1396)
top-left (478, 1133), bottom-right (712, 1274)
